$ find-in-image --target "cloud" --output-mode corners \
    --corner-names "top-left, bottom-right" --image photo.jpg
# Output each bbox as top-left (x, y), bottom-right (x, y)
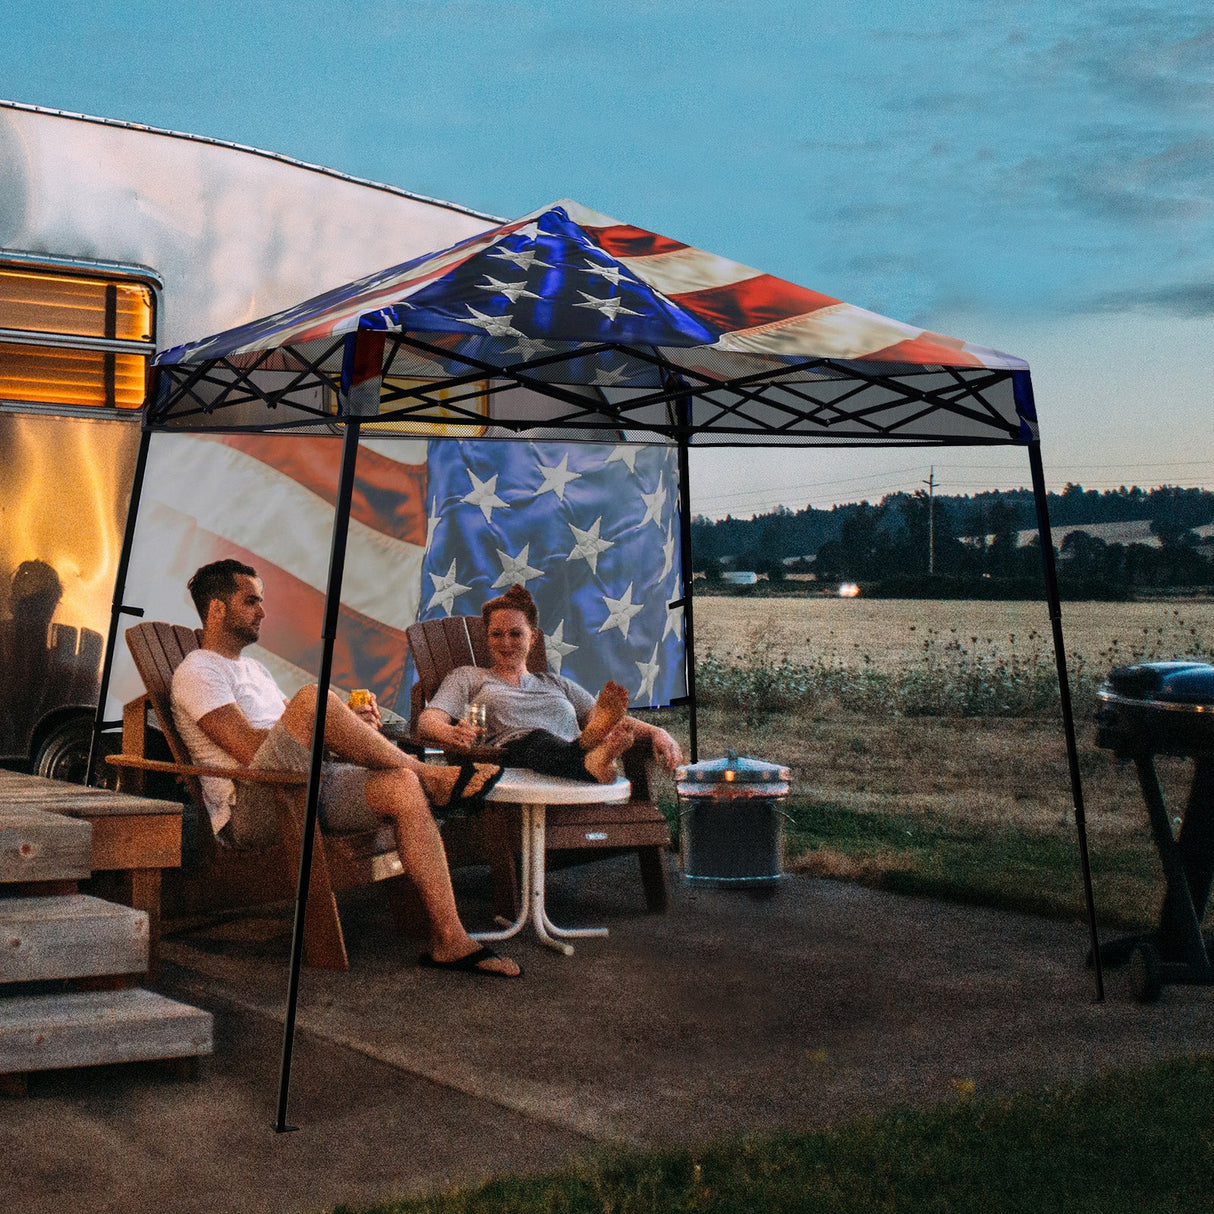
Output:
top-left (892, 91), bottom-right (987, 117)
top-left (1058, 11), bottom-right (1214, 113)
top-left (1091, 282), bottom-right (1214, 317)
top-left (1050, 137), bottom-right (1214, 225)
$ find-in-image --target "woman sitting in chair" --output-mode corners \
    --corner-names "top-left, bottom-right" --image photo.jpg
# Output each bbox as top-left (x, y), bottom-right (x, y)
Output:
top-left (417, 584), bottom-right (682, 784)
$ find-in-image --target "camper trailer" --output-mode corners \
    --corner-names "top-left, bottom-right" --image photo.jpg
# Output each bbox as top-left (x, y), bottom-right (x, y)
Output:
top-left (0, 100), bottom-right (497, 779)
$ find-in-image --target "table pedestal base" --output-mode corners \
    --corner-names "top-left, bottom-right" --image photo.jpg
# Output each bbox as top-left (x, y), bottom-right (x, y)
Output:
top-left (471, 803), bottom-right (608, 955)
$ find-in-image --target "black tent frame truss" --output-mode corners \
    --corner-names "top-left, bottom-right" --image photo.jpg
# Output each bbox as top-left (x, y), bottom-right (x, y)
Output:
top-left (150, 330), bottom-right (1024, 446)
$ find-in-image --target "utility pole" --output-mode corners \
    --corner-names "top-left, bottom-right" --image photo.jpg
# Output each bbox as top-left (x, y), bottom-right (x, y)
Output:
top-left (923, 466), bottom-right (936, 574)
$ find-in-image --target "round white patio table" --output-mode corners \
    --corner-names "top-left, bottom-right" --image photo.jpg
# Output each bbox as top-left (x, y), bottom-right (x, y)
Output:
top-left (471, 767), bottom-right (631, 956)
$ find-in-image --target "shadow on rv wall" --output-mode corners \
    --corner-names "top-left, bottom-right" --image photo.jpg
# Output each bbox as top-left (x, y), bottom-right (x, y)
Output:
top-left (0, 558), bottom-right (103, 776)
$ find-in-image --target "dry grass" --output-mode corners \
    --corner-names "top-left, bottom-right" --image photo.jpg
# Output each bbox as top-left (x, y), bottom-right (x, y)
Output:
top-left (640, 597), bottom-right (1214, 926)
top-left (683, 594), bottom-right (1210, 833)
top-left (665, 707), bottom-right (1192, 844)
top-left (694, 596), bottom-right (1214, 673)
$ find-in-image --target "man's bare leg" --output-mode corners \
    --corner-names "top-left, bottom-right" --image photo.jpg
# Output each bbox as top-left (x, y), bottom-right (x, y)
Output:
top-left (278, 686), bottom-right (518, 976)
top-left (583, 721), bottom-right (636, 784)
top-left (578, 680), bottom-right (630, 750)
top-left (364, 769), bottom-right (519, 976)
top-left (280, 685), bottom-right (414, 770)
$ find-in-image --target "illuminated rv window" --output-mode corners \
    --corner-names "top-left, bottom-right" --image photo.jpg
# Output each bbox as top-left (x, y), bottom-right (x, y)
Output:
top-left (0, 266), bottom-right (155, 409)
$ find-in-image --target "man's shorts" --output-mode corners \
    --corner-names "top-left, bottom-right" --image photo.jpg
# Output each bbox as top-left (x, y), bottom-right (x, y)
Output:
top-left (226, 720), bottom-right (378, 849)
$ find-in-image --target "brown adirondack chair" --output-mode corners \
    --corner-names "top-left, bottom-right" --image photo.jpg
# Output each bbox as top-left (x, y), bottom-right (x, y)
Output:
top-left (106, 622), bottom-right (412, 970)
top-left (407, 615), bottom-right (671, 918)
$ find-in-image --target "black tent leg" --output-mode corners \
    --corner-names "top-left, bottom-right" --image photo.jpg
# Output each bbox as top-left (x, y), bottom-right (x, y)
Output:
top-left (87, 426), bottom-right (152, 787)
top-left (275, 419), bottom-right (362, 1131)
top-left (676, 426), bottom-right (698, 763)
top-left (1029, 439), bottom-right (1104, 1001)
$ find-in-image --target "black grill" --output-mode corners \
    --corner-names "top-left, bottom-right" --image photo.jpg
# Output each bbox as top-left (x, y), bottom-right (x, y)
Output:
top-left (1096, 661), bottom-right (1214, 759)
top-left (1094, 661), bottom-right (1214, 1001)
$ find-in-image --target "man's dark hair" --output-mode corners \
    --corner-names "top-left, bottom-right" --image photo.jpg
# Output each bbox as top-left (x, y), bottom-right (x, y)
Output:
top-left (187, 559), bottom-right (258, 622)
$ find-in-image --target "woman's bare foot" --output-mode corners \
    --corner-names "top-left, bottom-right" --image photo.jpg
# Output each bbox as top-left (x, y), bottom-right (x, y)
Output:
top-left (583, 721), bottom-right (635, 783)
top-left (579, 680), bottom-right (630, 750)
top-left (419, 762), bottom-right (502, 808)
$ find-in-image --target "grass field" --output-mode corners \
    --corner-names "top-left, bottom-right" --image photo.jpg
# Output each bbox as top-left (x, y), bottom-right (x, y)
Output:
top-left (694, 595), bottom-right (1214, 674)
top-left (639, 595), bottom-right (1214, 929)
top-left (342, 1057), bottom-right (1214, 1214)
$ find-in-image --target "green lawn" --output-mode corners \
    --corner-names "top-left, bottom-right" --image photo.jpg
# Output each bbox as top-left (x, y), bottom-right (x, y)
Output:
top-left (780, 797), bottom-right (1162, 930)
top-left (336, 1057), bottom-right (1214, 1214)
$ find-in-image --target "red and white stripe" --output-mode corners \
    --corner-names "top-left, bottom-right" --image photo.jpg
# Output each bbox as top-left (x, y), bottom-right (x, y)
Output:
top-left (106, 432), bottom-right (428, 715)
top-left (562, 201), bottom-right (1026, 369)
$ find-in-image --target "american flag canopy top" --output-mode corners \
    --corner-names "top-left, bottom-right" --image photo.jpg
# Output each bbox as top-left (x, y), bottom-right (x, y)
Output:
top-left (160, 200), bottom-right (1026, 369)
top-left (154, 199), bottom-right (1035, 448)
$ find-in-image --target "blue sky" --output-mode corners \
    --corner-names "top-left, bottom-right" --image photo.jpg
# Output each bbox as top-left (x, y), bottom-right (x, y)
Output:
top-left (3, 0), bottom-right (1211, 514)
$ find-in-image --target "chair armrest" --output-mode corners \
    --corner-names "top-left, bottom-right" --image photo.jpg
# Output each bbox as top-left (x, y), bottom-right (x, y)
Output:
top-left (621, 739), bottom-right (656, 801)
top-left (105, 754), bottom-right (308, 785)
top-left (399, 730), bottom-right (507, 764)
top-left (379, 721), bottom-right (426, 756)
top-left (436, 743), bottom-right (508, 764)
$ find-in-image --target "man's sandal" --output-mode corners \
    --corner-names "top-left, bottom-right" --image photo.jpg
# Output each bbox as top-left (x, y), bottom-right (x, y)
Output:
top-left (417, 944), bottom-right (521, 979)
top-left (436, 761), bottom-right (503, 813)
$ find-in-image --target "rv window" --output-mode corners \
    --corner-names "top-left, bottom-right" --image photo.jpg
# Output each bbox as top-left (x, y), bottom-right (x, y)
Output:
top-left (0, 266), bottom-right (155, 410)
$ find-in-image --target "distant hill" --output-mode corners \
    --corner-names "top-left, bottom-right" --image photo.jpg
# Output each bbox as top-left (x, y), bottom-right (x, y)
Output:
top-left (1012, 520), bottom-right (1214, 549)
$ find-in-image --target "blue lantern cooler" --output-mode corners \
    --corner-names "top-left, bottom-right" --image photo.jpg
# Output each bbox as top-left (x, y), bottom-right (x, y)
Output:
top-left (676, 752), bottom-right (790, 888)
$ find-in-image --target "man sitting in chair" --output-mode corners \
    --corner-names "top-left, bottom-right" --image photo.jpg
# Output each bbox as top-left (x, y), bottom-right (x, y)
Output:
top-left (171, 559), bottom-right (520, 979)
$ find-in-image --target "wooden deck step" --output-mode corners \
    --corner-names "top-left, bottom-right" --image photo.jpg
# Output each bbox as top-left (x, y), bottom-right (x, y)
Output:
top-left (0, 895), bottom-right (147, 983)
top-left (0, 808), bottom-right (91, 884)
top-left (0, 988), bottom-right (213, 1075)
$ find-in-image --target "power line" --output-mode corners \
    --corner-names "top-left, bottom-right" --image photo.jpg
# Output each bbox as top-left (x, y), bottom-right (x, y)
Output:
top-left (690, 464), bottom-right (936, 509)
top-left (692, 460), bottom-right (1214, 514)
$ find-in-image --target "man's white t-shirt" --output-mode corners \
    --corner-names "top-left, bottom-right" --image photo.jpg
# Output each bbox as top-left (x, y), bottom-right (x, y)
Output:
top-left (171, 649), bottom-right (288, 832)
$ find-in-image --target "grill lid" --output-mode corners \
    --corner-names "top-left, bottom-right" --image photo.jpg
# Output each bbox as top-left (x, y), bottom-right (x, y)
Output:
top-left (1100, 661), bottom-right (1214, 707)
top-left (677, 750), bottom-right (790, 797)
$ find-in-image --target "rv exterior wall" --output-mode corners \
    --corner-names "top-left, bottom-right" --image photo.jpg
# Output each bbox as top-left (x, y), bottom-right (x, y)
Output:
top-left (0, 102), bottom-right (497, 767)
top-left (0, 104), bottom-right (496, 348)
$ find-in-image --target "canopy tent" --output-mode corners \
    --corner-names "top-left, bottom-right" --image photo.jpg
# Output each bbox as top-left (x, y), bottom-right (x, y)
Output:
top-left (93, 200), bottom-right (1099, 1129)
top-left (150, 199), bottom-right (1034, 448)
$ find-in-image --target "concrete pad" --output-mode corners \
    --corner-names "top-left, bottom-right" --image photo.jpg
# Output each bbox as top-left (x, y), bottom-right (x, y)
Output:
top-left (3, 860), bottom-right (1213, 1212)
top-left (156, 861), bottom-right (1214, 1148)
top-left (0, 996), bottom-right (594, 1214)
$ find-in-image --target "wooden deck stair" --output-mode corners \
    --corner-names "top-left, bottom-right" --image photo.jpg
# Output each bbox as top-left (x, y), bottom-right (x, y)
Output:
top-left (2, 894), bottom-right (148, 982)
top-left (1, 798), bottom-right (212, 1092)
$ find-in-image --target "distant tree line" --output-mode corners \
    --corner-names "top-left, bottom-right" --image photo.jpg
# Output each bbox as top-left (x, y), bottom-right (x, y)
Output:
top-left (691, 485), bottom-right (1214, 595)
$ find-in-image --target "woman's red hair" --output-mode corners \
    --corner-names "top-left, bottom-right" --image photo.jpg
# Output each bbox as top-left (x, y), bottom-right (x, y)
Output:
top-left (481, 583), bottom-right (540, 630)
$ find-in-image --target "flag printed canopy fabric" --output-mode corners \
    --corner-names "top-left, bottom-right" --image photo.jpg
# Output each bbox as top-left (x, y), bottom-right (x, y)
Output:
top-left (107, 432), bottom-right (687, 719)
top-left (152, 200), bottom-right (1037, 448)
top-left (420, 439), bottom-right (686, 706)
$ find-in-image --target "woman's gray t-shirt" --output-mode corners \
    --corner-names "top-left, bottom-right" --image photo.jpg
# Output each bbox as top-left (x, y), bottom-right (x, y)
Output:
top-left (428, 667), bottom-right (596, 745)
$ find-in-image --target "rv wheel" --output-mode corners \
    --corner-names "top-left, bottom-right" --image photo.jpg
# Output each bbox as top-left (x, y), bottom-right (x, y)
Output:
top-left (33, 716), bottom-right (119, 789)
